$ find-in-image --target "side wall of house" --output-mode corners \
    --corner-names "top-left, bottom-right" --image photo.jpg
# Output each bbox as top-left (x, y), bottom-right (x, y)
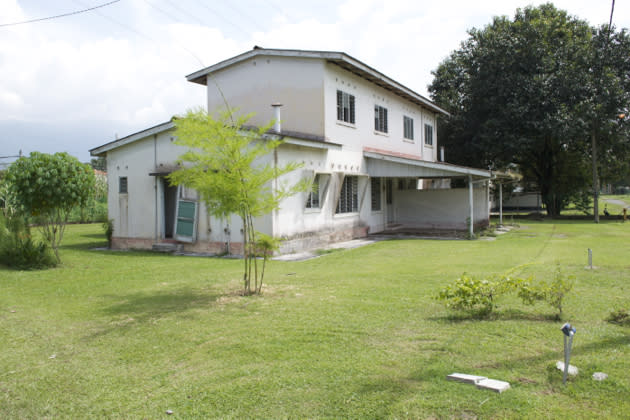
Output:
top-left (272, 144), bottom-right (372, 253)
top-left (206, 56), bottom-right (326, 137)
top-left (323, 62), bottom-right (438, 161)
top-left (395, 186), bottom-right (489, 230)
top-left (106, 131), bottom-right (272, 254)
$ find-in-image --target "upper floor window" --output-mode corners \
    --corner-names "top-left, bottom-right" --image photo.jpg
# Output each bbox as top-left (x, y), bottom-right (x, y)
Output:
top-left (336, 176), bottom-right (359, 214)
top-left (424, 124), bottom-right (434, 146)
top-left (403, 116), bottom-right (414, 140)
top-left (119, 177), bottom-right (128, 194)
top-left (374, 105), bottom-right (388, 133)
top-left (337, 90), bottom-right (355, 124)
top-left (305, 174), bottom-right (321, 209)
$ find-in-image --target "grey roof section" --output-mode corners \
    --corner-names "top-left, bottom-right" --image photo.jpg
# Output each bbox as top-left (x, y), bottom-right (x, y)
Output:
top-left (364, 151), bottom-right (492, 180)
top-left (186, 47), bottom-right (449, 116)
top-left (89, 121), bottom-right (175, 157)
top-left (89, 121), bottom-right (342, 156)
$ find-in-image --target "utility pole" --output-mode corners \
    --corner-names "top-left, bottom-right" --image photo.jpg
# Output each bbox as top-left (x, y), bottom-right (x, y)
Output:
top-left (592, 0), bottom-right (616, 224)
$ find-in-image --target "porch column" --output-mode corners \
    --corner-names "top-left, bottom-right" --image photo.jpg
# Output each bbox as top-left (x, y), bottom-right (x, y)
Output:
top-left (499, 182), bottom-right (503, 226)
top-left (468, 175), bottom-right (474, 238)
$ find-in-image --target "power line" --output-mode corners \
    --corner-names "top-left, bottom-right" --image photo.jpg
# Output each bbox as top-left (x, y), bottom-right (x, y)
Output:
top-left (72, 0), bottom-right (205, 67)
top-left (0, 0), bottom-right (121, 28)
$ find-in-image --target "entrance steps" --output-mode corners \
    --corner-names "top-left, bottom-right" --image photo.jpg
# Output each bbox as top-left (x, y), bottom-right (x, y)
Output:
top-left (152, 242), bottom-right (183, 253)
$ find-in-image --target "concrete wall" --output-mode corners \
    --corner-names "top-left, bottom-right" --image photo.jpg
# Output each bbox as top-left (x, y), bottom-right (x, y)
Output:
top-left (395, 186), bottom-right (489, 230)
top-left (206, 56), bottom-right (325, 136)
top-left (106, 130), bottom-right (251, 253)
top-left (323, 62), bottom-right (438, 160)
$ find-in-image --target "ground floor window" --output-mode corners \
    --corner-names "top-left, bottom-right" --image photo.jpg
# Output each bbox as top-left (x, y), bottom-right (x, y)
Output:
top-left (336, 176), bottom-right (359, 213)
top-left (371, 177), bottom-right (381, 211)
top-left (306, 174), bottom-right (321, 209)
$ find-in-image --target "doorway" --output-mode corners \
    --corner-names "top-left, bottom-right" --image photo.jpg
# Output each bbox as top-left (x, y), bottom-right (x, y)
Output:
top-left (163, 180), bottom-right (177, 239)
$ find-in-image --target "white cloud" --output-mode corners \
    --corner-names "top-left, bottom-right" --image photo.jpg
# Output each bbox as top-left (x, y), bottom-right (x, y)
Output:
top-left (0, 0), bottom-right (629, 160)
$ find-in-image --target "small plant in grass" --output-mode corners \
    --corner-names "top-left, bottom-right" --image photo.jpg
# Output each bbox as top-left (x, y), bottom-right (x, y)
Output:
top-left (0, 214), bottom-right (56, 270)
top-left (103, 219), bottom-right (114, 248)
top-left (436, 273), bottom-right (497, 315)
top-left (606, 308), bottom-right (630, 325)
top-left (254, 232), bottom-right (281, 294)
top-left (436, 266), bottom-right (573, 318)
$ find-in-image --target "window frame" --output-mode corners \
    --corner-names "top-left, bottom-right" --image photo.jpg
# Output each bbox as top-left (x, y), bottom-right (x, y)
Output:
top-left (403, 116), bottom-right (414, 140)
top-left (336, 175), bottom-right (359, 214)
top-left (371, 177), bottom-right (382, 211)
top-left (119, 176), bottom-right (128, 194)
top-left (336, 90), bottom-right (356, 124)
top-left (374, 105), bottom-right (388, 133)
top-left (305, 174), bottom-right (321, 209)
top-left (424, 123), bottom-right (434, 146)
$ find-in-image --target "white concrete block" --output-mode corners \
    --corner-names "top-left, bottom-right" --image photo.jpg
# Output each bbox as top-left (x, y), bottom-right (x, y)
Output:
top-left (476, 378), bottom-right (511, 393)
top-left (556, 361), bottom-right (578, 376)
top-left (447, 373), bottom-right (487, 384)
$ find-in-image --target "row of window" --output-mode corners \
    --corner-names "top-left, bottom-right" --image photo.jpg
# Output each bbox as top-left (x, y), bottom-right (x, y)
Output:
top-left (307, 175), bottom-right (384, 214)
top-left (336, 89), bottom-right (434, 145)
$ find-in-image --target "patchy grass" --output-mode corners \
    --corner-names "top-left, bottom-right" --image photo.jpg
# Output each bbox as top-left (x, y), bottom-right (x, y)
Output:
top-left (1, 221), bottom-right (629, 418)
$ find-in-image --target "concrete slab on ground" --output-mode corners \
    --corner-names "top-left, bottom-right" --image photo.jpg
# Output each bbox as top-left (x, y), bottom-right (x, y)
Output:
top-left (476, 378), bottom-right (511, 393)
top-left (446, 373), bottom-right (487, 384)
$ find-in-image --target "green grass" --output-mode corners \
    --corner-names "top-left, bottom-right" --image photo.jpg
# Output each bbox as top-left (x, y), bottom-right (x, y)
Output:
top-left (1, 221), bottom-right (629, 418)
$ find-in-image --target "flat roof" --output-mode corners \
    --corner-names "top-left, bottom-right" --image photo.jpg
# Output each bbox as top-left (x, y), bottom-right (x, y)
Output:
top-left (186, 47), bottom-right (448, 116)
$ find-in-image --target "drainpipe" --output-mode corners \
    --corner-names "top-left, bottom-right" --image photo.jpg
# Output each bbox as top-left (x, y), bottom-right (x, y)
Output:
top-left (440, 146), bottom-right (445, 162)
top-left (271, 103), bottom-right (283, 133)
top-left (468, 175), bottom-right (474, 238)
top-left (154, 134), bottom-right (158, 242)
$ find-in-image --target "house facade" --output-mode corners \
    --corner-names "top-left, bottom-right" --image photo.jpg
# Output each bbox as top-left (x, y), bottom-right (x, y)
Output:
top-left (90, 47), bottom-right (493, 255)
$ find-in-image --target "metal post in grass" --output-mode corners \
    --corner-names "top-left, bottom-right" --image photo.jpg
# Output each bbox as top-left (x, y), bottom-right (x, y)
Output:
top-left (561, 323), bottom-right (576, 385)
top-left (588, 248), bottom-right (593, 269)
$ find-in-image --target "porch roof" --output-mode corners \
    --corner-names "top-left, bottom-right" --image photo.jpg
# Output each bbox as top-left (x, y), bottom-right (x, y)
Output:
top-left (364, 150), bottom-right (492, 180)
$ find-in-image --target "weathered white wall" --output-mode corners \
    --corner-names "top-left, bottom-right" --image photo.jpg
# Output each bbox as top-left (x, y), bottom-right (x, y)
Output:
top-left (106, 130), bottom-right (252, 249)
top-left (323, 62), bottom-right (437, 159)
top-left (206, 56), bottom-right (325, 136)
top-left (395, 186), bottom-right (489, 230)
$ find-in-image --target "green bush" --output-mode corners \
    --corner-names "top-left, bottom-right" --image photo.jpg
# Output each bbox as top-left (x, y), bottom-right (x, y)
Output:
top-left (436, 274), bottom-right (497, 315)
top-left (436, 267), bottom-right (573, 318)
top-left (606, 308), bottom-right (630, 325)
top-left (103, 219), bottom-right (114, 248)
top-left (0, 214), bottom-right (57, 270)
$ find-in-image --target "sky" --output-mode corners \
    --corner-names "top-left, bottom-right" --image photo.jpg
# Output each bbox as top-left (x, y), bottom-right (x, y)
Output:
top-left (1, 0), bottom-right (628, 166)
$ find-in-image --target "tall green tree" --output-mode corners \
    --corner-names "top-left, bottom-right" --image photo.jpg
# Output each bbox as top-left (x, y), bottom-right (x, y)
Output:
top-left (168, 108), bottom-right (308, 295)
top-left (429, 4), bottom-right (629, 217)
top-left (577, 23), bottom-right (630, 220)
top-left (5, 152), bottom-right (95, 261)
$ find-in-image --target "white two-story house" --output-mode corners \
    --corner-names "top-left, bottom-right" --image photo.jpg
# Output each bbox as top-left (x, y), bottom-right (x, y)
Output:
top-left (90, 47), bottom-right (493, 255)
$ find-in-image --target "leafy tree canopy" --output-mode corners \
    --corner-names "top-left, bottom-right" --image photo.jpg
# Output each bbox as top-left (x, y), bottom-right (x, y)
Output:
top-left (5, 152), bottom-right (95, 260)
top-left (168, 108), bottom-right (308, 294)
top-left (430, 3), bottom-right (630, 216)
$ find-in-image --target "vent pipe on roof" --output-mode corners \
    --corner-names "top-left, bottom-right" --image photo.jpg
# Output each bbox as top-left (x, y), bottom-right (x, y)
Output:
top-left (440, 146), bottom-right (445, 162)
top-left (271, 103), bottom-right (283, 133)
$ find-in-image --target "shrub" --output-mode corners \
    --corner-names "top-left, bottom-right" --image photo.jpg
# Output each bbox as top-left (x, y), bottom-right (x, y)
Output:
top-left (103, 219), bottom-right (114, 248)
top-left (436, 266), bottom-right (573, 318)
top-left (436, 274), bottom-right (497, 315)
top-left (0, 214), bottom-right (57, 270)
top-left (606, 308), bottom-right (630, 325)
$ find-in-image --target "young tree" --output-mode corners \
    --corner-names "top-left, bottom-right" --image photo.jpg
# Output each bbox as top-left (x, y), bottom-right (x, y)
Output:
top-left (168, 108), bottom-right (308, 295)
top-left (5, 152), bottom-right (95, 261)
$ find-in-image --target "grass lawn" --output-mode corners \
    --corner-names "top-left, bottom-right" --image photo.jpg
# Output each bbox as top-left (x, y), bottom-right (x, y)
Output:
top-left (1, 221), bottom-right (629, 418)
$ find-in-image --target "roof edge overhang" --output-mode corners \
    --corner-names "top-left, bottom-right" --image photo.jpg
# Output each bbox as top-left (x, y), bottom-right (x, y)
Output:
top-left (186, 47), bottom-right (449, 116)
top-left (364, 150), bottom-right (492, 179)
top-left (89, 121), bottom-right (175, 157)
top-left (89, 119), bottom-right (340, 157)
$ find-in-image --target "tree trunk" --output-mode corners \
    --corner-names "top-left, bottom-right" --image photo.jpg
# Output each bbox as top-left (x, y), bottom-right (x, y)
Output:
top-left (592, 130), bottom-right (599, 223)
